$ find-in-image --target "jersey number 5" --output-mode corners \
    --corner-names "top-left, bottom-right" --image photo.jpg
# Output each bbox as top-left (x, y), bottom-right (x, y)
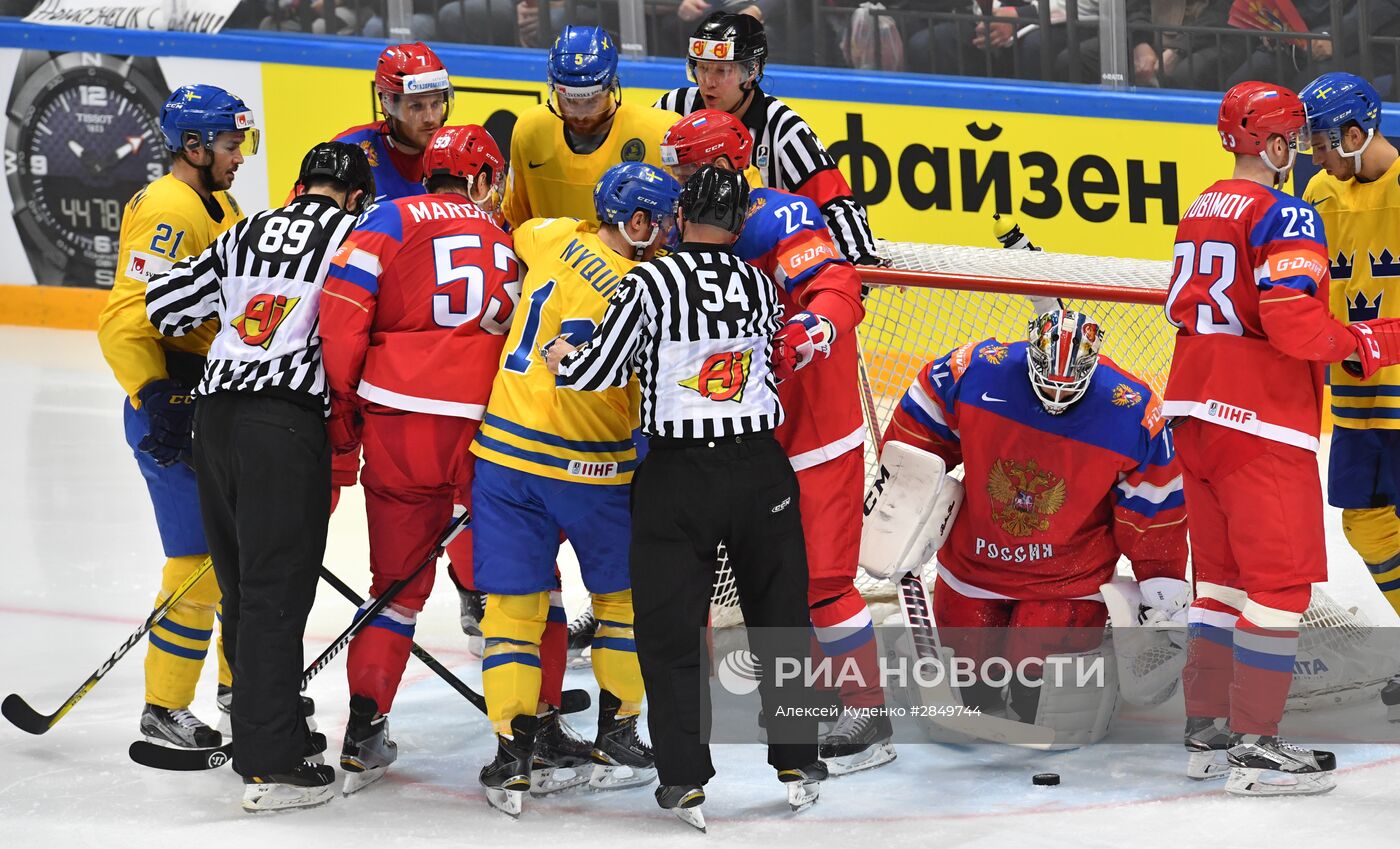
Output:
top-left (1165, 240), bottom-right (1243, 336)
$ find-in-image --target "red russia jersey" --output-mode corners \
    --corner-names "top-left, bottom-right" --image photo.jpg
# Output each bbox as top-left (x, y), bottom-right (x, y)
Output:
top-left (321, 194), bottom-right (521, 418)
top-left (1164, 178), bottom-right (1339, 452)
top-left (733, 187), bottom-right (865, 469)
top-left (333, 121), bottom-right (427, 203)
top-left (883, 339), bottom-right (1188, 600)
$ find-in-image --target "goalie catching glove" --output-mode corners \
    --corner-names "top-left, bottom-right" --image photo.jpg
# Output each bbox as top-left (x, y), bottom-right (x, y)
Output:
top-left (859, 441), bottom-right (964, 580)
top-left (773, 311), bottom-right (836, 381)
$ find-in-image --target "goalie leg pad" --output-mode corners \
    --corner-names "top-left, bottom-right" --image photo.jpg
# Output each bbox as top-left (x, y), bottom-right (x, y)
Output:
top-left (1022, 644), bottom-right (1118, 748)
top-left (860, 442), bottom-right (963, 580)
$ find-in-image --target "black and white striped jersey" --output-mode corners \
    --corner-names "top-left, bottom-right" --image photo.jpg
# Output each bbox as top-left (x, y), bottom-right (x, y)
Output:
top-left (145, 194), bottom-right (357, 415)
top-left (654, 85), bottom-right (880, 265)
top-left (556, 244), bottom-right (786, 439)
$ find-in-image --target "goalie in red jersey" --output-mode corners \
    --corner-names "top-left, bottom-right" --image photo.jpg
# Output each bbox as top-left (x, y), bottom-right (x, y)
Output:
top-left (1165, 81), bottom-right (1400, 797)
top-left (659, 110), bottom-right (889, 776)
top-left (873, 310), bottom-right (1189, 745)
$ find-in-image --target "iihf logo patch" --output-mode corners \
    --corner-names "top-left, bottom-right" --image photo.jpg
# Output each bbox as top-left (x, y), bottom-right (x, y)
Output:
top-left (1348, 291), bottom-right (1383, 323)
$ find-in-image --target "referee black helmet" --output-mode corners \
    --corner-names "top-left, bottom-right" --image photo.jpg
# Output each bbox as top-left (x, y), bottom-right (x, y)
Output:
top-left (679, 165), bottom-right (749, 236)
top-left (296, 141), bottom-right (376, 214)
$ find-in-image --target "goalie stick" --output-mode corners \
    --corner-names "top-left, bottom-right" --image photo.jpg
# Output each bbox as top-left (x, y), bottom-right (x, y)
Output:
top-left (131, 508), bottom-right (472, 771)
top-left (3, 556), bottom-right (215, 735)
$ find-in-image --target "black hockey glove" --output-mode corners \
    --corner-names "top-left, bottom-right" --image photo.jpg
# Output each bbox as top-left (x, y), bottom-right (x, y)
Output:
top-left (136, 379), bottom-right (196, 468)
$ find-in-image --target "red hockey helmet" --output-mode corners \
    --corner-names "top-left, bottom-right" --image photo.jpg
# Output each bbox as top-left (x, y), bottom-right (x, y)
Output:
top-left (375, 42), bottom-right (453, 121)
top-left (423, 125), bottom-right (505, 209)
top-left (660, 109), bottom-right (753, 180)
top-left (1217, 81), bottom-right (1305, 155)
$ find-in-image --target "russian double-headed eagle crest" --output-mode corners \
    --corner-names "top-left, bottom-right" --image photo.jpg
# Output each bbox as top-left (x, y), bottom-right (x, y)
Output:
top-left (1111, 384), bottom-right (1143, 407)
top-left (986, 458), bottom-right (1066, 537)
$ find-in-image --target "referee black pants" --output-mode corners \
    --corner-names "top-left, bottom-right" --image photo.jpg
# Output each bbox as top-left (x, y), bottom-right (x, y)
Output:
top-left (630, 432), bottom-right (817, 787)
top-left (193, 392), bottom-right (329, 777)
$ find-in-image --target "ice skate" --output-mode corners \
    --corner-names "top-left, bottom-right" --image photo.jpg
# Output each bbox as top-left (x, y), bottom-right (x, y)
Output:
top-left (458, 587), bottom-right (485, 657)
top-left (340, 695), bottom-right (397, 796)
top-left (140, 703), bottom-right (221, 749)
top-left (216, 684), bottom-right (232, 737)
top-left (567, 604), bottom-right (597, 668)
top-left (656, 784), bottom-right (706, 832)
top-left (590, 690), bottom-right (656, 790)
top-left (1382, 677), bottom-right (1400, 723)
top-left (480, 714), bottom-right (539, 817)
top-left (1184, 716), bottom-right (1230, 780)
top-left (530, 706), bottom-right (594, 795)
top-left (1224, 734), bottom-right (1337, 797)
top-left (242, 760), bottom-right (335, 813)
top-left (777, 760), bottom-right (827, 812)
top-left (819, 709), bottom-right (896, 777)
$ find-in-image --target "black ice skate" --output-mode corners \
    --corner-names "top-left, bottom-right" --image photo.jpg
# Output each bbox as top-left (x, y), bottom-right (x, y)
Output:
top-left (140, 703), bottom-right (221, 749)
top-left (242, 760), bottom-right (335, 813)
top-left (530, 706), bottom-right (594, 795)
top-left (819, 708), bottom-right (896, 777)
top-left (777, 760), bottom-right (827, 812)
top-left (1225, 733), bottom-right (1337, 796)
top-left (590, 689), bottom-right (657, 790)
top-left (341, 695), bottom-right (397, 796)
top-left (480, 714), bottom-right (539, 818)
top-left (1184, 716), bottom-right (1230, 780)
top-left (567, 604), bottom-right (597, 668)
top-left (458, 588), bottom-right (485, 656)
top-left (656, 784), bottom-right (706, 832)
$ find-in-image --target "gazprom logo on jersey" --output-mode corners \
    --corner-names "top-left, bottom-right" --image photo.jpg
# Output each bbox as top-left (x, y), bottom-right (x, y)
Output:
top-left (402, 69), bottom-right (450, 93)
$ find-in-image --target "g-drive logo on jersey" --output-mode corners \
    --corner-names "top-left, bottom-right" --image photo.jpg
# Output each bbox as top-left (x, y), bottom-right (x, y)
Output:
top-left (402, 69), bottom-right (450, 94)
top-left (679, 350), bottom-right (752, 402)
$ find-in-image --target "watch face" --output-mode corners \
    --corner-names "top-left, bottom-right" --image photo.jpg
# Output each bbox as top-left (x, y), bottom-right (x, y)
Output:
top-left (8, 59), bottom-right (167, 287)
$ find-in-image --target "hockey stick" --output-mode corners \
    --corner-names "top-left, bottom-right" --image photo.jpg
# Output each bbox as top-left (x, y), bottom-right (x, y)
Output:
top-left (897, 568), bottom-right (1054, 749)
top-left (130, 508), bottom-right (471, 771)
top-left (316, 566), bottom-right (592, 716)
top-left (3, 557), bottom-right (215, 735)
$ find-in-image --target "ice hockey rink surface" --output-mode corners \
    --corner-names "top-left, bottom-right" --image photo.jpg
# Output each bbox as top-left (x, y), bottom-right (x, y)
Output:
top-left (4, 324), bottom-right (1399, 849)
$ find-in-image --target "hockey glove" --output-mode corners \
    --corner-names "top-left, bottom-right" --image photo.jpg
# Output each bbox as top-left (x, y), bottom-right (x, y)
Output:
top-left (327, 395), bottom-right (364, 456)
top-left (136, 379), bottom-right (196, 469)
top-left (1137, 577), bottom-right (1191, 627)
top-left (772, 311), bottom-right (836, 383)
top-left (1342, 318), bottom-right (1400, 380)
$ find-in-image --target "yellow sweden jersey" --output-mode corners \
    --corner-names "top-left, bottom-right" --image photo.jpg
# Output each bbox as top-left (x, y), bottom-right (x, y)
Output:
top-left (501, 102), bottom-right (677, 229)
top-left (98, 173), bottom-right (243, 404)
top-left (472, 218), bottom-right (642, 484)
top-left (1305, 156), bottom-right (1400, 429)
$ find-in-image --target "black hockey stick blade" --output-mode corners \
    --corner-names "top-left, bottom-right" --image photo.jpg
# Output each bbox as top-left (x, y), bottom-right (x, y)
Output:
top-left (2, 693), bottom-right (55, 735)
top-left (559, 688), bottom-right (591, 715)
top-left (128, 740), bottom-right (232, 771)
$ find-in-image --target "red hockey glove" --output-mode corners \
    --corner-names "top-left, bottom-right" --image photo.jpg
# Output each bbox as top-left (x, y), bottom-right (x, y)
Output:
top-left (1343, 317), bottom-right (1400, 380)
top-left (327, 395), bottom-right (364, 455)
top-left (772, 311), bottom-right (836, 379)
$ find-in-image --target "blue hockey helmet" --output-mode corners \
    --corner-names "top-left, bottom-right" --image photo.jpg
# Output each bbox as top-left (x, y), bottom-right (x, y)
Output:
top-left (160, 84), bottom-right (260, 155)
top-left (547, 26), bottom-right (621, 125)
top-left (1299, 72), bottom-right (1382, 168)
top-left (594, 162), bottom-right (681, 256)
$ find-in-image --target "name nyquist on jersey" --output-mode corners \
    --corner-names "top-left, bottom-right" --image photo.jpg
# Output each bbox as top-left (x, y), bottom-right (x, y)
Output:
top-left (885, 340), bottom-right (1187, 600)
top-left (1305, 155), bottom-right (1400, 429)
top-left (472, 217), bottom-right (643, 485)
top-left (320, 195), bottom-right (520, 419)
top-left (1164, 178), bottom-right (1337, 452)
top-left (735, 186), bottom-right (865, 469)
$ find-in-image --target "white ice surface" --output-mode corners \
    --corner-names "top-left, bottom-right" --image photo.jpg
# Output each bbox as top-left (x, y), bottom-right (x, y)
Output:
top-left (3, 325), bottom-right (1399, 848)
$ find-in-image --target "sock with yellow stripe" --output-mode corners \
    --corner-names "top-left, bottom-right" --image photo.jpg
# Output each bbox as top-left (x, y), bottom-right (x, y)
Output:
top-left (482, 592), bottom-right (549, 733)
top-left (144, 554), bottom-right (222, 709)
top-left (590, 590), bottom-right (643, 715)
top-left (1343, 507), bottom-right (1400, 616)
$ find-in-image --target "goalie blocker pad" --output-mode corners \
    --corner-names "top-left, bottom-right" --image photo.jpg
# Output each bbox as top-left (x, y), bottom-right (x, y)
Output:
top-left (860, 441), bottom-right (964, 580)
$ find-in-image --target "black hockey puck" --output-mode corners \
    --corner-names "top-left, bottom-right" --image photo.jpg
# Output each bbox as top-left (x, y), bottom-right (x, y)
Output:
top-left (1032, 773), bottom-right (1060, 786)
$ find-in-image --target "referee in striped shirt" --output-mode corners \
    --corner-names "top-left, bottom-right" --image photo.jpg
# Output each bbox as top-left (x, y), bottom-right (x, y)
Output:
top-left (547, 165), bottom-right (824, 823)
top-left (145, 142), bottom-right (372, 808)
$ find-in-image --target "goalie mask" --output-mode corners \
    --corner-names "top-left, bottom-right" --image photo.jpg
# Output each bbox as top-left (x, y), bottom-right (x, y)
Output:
top-left (1026, 310), bottom-right (1103, 415)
